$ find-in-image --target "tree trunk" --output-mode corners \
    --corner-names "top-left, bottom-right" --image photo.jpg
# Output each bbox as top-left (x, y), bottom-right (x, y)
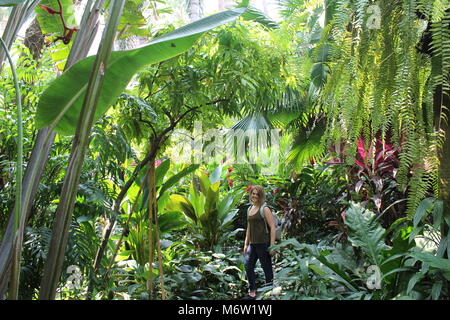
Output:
top-left (146, 140), bottom-right (165, 299)
top-left (0, 0), bottom-right (105, 298)
top-left (38, 0), bottom-right (125, 300)
top-left (147, 155), bottom-right (155, 299)
top-left (0, 128), bottom-right (56, 298)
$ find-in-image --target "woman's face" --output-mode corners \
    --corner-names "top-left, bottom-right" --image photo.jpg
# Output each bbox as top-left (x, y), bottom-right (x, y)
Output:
top-left (251, 189), bottom-right (261, 204)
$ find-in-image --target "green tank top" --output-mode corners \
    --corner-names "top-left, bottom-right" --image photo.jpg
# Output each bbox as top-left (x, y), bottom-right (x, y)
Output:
top-left (248, 207), bottom-right (270, 244)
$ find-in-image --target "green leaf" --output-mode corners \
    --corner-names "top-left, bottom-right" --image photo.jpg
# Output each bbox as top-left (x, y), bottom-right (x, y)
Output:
top-left (311, 61), bottom-right (329, 88)
top-left (431, 281), bottom-right (443, 300)
top-left (204, 182), bottom-right (220, 216)
top-left (406, 273), bottom-right (423, 295)
top-left (159, 164), bottom-right (199, 196)
top-left (155, 159), bottom-right (171, 187)
top-left (313, 252), bottom-right (358, 291)
top-left (413, 197), bottom-right (436, 227)
top-left (36, 0), bottom-right (77, 33)
top-left (117, 0), bottom-right (151, 40)
top-left (345, 202), bottom-right (389, 266)
top-left (197, 170), bottom-right (211, 195)
top-left (116, 250), bottom-right (134, 262)
top-left (167, 194), bottom-right (196, 223)
top-left (35, 7), bottom-right (247, 135)
top-left (241, 6), bottom-right (279, 29)
top-left (432, 199), bottom-right (444, 229)
top-left (287, 120), bottom-right (327, 168)
top-left (409, 252), bottom-right (450, 272)
top-left (158, 211), bottom-right (187, 233)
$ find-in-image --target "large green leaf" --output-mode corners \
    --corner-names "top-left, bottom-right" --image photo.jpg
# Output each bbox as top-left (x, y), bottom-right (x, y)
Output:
top-left (241, 6), bottom-right (279, 29)
top-left (166, 194), bottom-right (196, 223)
top-left (409, 252), bottom-right (450, 273)
top-left (35, 6), bottom-right (247, 135)
top-left (413, 197), bottom-right (436, 227)
top-left (345, 202), bottom-right (389, 266)
top-left (204, 181), bottom-right (220, 217)
top-left (36, 0), bottom-right (77, 34)
top-left (158, 163), bottom-right (200, 196)
top-left (158, 211), bottom-right (188, 234)
top-left (155, 159), bottom-right (171, 187)
top-left (287, 120), bottom-right (327, 168)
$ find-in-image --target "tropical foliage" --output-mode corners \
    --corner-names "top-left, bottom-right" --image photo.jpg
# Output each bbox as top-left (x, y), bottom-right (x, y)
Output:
top-left (0, 0), bottom-right (449, 301)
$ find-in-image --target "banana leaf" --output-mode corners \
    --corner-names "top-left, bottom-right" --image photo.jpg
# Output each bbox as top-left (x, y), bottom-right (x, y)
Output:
top-left (241, 5), bottom-right (279, 29)
top-left (35, 6), bottom-right (248, 135)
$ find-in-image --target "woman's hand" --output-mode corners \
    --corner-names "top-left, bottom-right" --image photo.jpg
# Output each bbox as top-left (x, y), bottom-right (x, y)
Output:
top-left (243, 245), bottom-right (248, 254)
top-left (269, 250), bottom-right (276, 256)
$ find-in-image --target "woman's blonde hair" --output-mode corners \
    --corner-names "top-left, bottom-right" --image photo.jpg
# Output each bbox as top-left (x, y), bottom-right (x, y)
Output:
top-left (249, 185), bottom-right (266, 204)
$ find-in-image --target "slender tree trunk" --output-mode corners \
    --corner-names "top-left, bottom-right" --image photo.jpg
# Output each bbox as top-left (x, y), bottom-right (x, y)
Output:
top-left (39, 0), bottom-right (125, 300)
top-left (0, 0), bottom-right (105, 298)
top-left (147, 155), bottom-right (155, 299)
top-left (153, 175), bottom-right (166, 299)
top-left (0, 35), bottom-right (23, 300)
top-left (145, 140), bottom-right (165, 300)
top-left (0, 127), bottom-right (55, 298)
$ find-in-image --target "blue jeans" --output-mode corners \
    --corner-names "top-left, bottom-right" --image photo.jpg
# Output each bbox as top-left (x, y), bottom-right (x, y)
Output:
top-left (244, 243), bottom-right (273, 292)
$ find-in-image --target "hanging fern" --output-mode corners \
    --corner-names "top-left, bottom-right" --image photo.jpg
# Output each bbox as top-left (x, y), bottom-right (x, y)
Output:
top-left (316, 0), bottom-right (449, 216)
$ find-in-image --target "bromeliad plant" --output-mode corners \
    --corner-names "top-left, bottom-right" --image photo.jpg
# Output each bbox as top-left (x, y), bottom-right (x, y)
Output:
top-left (166, 167), bottom-right (244, 250)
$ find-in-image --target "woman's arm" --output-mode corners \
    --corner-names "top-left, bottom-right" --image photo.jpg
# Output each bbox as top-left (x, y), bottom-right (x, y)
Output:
top-left (264, 207), bottom-right (276, 252)
top-left (244, 224), bottom-right (250, 253)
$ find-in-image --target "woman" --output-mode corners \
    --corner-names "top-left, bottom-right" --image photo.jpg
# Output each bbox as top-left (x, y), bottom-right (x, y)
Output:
top-left (242, 185), bottom-right (276, 300)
